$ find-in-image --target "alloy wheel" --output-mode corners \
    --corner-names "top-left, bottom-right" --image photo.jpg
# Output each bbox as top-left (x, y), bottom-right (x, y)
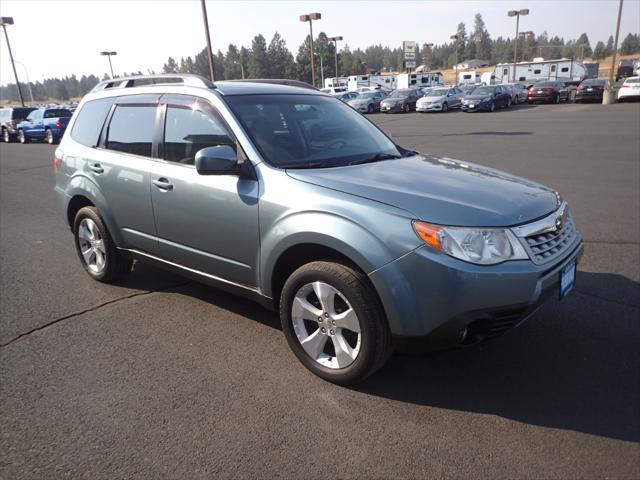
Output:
top-left (291, 281), bottom-right (362, 369)
top-left (77, 218), bottom-right (107, 274)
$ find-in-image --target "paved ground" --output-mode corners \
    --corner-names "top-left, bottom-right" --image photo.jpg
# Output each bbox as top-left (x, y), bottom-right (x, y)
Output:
top-left (1, 103), bottom-right (639, 479)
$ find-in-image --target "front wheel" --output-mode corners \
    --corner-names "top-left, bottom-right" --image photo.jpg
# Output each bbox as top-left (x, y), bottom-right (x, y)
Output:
top-left (2, 128), bottom-right (10, 143)
top-left (489, 101), bottom-right (495, 112)
top-left (403, 103), bottom-right (410, 113)
top-left (513, 96), bottom-right (519, 105)
top-left (506, 97), bottom-right (512, 108)
top-left (17, 129), bottom-right (29, 144)
top-left (555, 94), bottom-right (560, 104)
top-left (73, 206), bottom-right (132, 282)
top-left (280, 261), bottom-right (392, 384)
top-left (367, 104), bottom-right (373, 113)
top-left (442, 102), bottom-right (449, 112)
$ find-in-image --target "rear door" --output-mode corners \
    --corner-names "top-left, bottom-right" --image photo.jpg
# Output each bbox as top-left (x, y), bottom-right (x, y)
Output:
top-left (149, 95), bottom-right (259, 286)
top-left (87, 95), bottom-right (160, 254)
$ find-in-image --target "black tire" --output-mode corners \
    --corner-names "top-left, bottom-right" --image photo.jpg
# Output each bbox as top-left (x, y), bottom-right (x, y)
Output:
top-left (45, 129), bottom-right (57, 145)
top-left (555, 94), bottom-right (560, 104)
top-left (280, 261), bottom-right (392, 385)
top-left (73, 206), bottom-right (132, 282)
top-left (17, 129), bottom-right (29, 144)
top-left (489, 101), bottom-right (495, 112)
top-left (506, 97), bottom-right (511, 108)
top-left (2, 128), bottom-right (10, 143)
top-left (403, 103), bottom-right (410, 113)
top-left (367, 104), bottom-right (373, 113)
top-left (442, 102), bottom-right (448, 112)
top-left (513, 96), bottom-right (518, 105)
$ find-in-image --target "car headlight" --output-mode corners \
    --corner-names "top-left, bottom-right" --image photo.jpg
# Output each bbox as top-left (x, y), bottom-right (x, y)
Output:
top-left (412, 220), bottom-right (529, 265)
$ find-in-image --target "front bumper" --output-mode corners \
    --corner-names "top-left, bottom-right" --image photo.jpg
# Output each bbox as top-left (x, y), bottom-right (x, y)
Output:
top-left (461, 102), bottom-right (490, 111)
top-left (369, 237), bottom-right (584, 351)
top-left (380, 103), bottom-right (404, 113)
top-left (416, 103), bottom-right (442, 112)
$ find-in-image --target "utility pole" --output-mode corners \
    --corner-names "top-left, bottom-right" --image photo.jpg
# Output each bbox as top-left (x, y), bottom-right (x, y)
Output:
top-left (604, 0), bottom-right (624, 104)
top-left (1, 17), bottom-right (25, 106)
top-left (200, 0), bottom-right (216, 81)
top-left (450, 34), bottom-right (459, 80)
top-left (300, 13), bottom-right (321, 87)
top-left (508, 8), bottom-right (530, 82)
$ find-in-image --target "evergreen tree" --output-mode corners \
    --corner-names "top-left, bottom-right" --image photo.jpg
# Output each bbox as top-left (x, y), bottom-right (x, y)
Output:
top-left (223, 44), bottom-right (242, 79)
top-left (592, 41), bottom-right (606, 60)
top-left (249, 34), bottom-right (269, 78)
top-left (620, 33), bottom-right (640, 55)
top-left (575, 33), bottom-right (592, 58)
top-left (470, 13), bottom-right (491, 60)
top-left (267, 33), bottom-right (295, 79)
top-left (162, 57), bottom-right (178, 73)
top-left (605, 35), bottom-right (614, 57)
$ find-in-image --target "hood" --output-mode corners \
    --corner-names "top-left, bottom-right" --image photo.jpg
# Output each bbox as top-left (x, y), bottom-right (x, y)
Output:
top-left (420, 95), bottom-right (445, 103)
top-left (381, 97), bottom-right (405, 104)
top-left (349, 98), bottom-right (370, 105)
top-left (465, 94), bottom-right (492, 101)
top-left (286, 154), bottom-right (559, 227)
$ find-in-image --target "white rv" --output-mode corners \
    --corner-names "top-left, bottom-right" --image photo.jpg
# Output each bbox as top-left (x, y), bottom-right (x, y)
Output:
top-left (347, 75), bottom-right (396, 92)
top-left (396, 72), bottom-right (444, 89)
top-left (480, 71), bottom-right (497, 85)
top-left (458, 71), bottom-right (481, 85)
top-left (324, 77), bottom-right (349, 90)
top-left (494, 59), bottom-right (587, 85)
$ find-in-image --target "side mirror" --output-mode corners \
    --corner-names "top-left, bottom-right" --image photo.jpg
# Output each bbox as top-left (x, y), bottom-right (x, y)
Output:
top-left (195, 145), bottom-right (238, 175)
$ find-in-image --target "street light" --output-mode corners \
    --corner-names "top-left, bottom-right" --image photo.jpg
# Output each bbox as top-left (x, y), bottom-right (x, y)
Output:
top-left (508, 8), bottom-right (530, 82)
top-left (450, 35), bottom-right (460, 76)
top-left (14, 60), bottom-right (34, 104)
top-left (1, 16), bottom-right (25, 106)
top-left (100, 51), bottom-right (117, 78)
top-left (300, 12), bottom-right (321, 87)
top-left (328, 36), bottom-right (343, 88)
top-left (518, 31), bottom-right (534, 61)
top-left (233, 60), bottom-right (245, 79)
top-left (422, 42), bottom-right (434, 70)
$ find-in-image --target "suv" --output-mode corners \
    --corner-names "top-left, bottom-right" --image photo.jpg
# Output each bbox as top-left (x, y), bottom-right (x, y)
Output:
top-left (55, 75), bottom-right (583, 384)
top-left (0, 106), bottom-right (37, 143)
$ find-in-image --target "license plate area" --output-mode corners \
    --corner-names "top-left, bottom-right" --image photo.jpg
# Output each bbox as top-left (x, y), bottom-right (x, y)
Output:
top-left (560, 261), bottom-right (576, 298)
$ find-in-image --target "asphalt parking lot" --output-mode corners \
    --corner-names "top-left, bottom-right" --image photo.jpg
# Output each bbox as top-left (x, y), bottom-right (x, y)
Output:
top-left (1, 102), bottom-right (639, 479)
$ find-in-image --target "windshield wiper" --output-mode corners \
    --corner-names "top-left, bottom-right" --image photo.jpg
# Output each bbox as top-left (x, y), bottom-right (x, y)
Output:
top-left (280, 161), bottom-right (335, 169)
top-left (348, 153), bottom-right (402, 166)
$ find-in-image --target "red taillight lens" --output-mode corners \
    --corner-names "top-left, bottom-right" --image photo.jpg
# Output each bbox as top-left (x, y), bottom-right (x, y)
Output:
top-left (543, 88), bottom-right (555, 92)
top-left (577, 86), bottom-right (586, 91)
top-left (595, 85), bottom-right (605, 90)
top-left (54, 148), bottom-right (63, 171)
top-left (55, 119), bottom-right (63, 129)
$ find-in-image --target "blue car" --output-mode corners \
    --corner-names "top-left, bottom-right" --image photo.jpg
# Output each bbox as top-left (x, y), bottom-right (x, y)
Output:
top-left (17, 107), bottom-right (73, 144)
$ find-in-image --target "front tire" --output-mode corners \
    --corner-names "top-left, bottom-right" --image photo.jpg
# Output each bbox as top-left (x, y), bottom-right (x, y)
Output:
top-left (403, 103), bottom-right (410, 113)
top-left (280, 261), bottom-right (392, 384)
top-left (506, 97), bottom-right (512, 108)
top-left (17, 129), bottom-right (29, 144)
top-left (367, 104), bottom-right (373, 113)
top-left (2, 128), bottom-right (10, 143)
top-left (555, 94), bottom-right (560, 104)
top-left (489, 101), bottom-right (495, 112)
top-left (73, 206), bottom-right (132, 282)
top-left (442, 102), bottom-right (449, 112)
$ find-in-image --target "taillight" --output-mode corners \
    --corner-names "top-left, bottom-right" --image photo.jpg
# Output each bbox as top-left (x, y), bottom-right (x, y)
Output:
top-left (54, 148), bottom-right (63, 171)
top-left (543, 88), bottom-right (555, 92)
top-left (595, 85), bottom-right (605, 90)
top-left (55, 119), bottom-right (63, 129)
top-left (577, 86), bottom-right (585, 91)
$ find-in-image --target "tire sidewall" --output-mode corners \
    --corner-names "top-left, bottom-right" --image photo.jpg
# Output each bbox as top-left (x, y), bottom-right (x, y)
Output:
top-left (279, 263), bottom-right (382, 384)
top-left (18, 130), bottom-right (26, 144)
top-left (73, 207), bottom-right (114, 281)
top-left (46, 129), bottom-right (54, 144)
top-left (2, 128), bottom-right (9, 143)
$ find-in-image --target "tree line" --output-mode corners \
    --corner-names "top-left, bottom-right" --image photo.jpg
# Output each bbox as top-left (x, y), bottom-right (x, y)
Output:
top-left (1, 14), bottom-right (639, 102)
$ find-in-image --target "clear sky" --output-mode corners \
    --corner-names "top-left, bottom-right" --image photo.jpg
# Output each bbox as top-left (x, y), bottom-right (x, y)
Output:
top-left (1, 0), bottom-right (639, 85)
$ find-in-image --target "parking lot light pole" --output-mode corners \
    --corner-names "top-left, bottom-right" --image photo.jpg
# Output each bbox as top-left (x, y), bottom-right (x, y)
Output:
top-left (100, 51), bottom-right (117, 78)
top-left (1, 17), bottom-right (25, 107)
top-left (450, 35), bottom-right (459, 79)
top-left (422, 43), bottom-right (434, 70)
top-left (300, 13), bottom-right (321, 88)
top-left (14, 60), bottom-right (34, 104)
top-left (508, 9), bottom-right (529, 82)
top-left (329, 36), bottom-right (343, 89)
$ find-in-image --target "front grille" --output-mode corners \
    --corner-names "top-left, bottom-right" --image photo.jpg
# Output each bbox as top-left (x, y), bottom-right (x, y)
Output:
top-left (523, 212), bottom-right (578, 265)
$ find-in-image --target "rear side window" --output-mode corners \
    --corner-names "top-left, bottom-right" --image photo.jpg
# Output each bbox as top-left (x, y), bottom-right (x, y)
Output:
top-left (164, 106), bottom-right (234, 165)
top-left (106, 105), bottom-right (157, 157)
top-left (44, 109), bottom-right (72, 119)
top-left (11, 108), bottom-right (36, 120)
top-left (71, 98), bottom-right (113, 147)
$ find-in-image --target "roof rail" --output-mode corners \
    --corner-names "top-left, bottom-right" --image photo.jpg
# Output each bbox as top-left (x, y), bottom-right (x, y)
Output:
top-left (227, 78), bottom-right (318, 91)
top-left (90, 74), bottom-right (215, 93)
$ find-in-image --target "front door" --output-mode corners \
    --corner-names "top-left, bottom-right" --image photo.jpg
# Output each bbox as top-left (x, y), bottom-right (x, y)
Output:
top-left (150, 97), bottom-right (260, 287)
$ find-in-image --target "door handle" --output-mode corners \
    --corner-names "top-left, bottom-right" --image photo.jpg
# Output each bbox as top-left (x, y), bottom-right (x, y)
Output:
top-left (89, 163), bottom-right (104, 174)
top-left (152, 178), bottom-right (174, 191)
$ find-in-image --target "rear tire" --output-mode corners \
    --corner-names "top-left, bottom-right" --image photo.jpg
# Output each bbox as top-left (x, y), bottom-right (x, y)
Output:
top-left (403, 103), bottom-right (410, 113)
top-left (280, 261), bottom-right (392, 384)
top-left (2, 128), bottom-right (10, 143)
top-left (17, 129), bottom-right (29, 144)
top-left (489, 101), bottom-right (495, 112)
top-left (555, 94), bottom-right (560, 104)
top-left (45, 129), bottom-right (56, 145)
top-left (506, 97), bottom-right (512, 108)
top-left (73, 206), bottom-right (132, 282)
top-left (367, 104), bottom-right (373, 113)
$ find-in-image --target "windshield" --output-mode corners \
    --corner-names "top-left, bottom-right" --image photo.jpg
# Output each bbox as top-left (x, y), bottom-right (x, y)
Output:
top-left (389, 89), bottom-right (411, 99)
top-left (357, 92), bottom-right (377, 99)
top-left (534, 82), bottom-right (558, 87)
top-left (471, 86), bottom-right (494, 95)
top-left (427, 89), bottom-right (449, 97)
top-left (226, 94), bottom-right (402, 169)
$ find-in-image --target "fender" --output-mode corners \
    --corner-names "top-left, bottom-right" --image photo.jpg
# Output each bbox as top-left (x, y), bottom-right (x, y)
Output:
top-left (260, 210), bottom-right (404, 298)
top-left (65, 172), bottom-right (124, 246)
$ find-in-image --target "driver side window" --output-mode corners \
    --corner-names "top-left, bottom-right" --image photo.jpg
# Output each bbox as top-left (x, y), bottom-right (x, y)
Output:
top-left (164, 106), bottom-right (234, 165)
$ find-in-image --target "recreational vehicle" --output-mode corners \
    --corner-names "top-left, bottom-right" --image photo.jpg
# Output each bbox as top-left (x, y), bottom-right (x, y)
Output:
top-left (324, 77), bottom-right (349, 90)
top-left (494, 59), bottom-right (587, 85)
top-left (458, 71), bottom-right (481, 85)
top-left (396, 72), bottom-right (444, 89)
top-left (347, 75), bottom-right (396, 92)
top-left (480, 71), bottom-right (497, 85)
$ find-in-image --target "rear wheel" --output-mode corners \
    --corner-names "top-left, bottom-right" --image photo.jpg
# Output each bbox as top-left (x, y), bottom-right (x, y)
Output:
top-left (555, 94), bottom-right (561, 104)
top-left (506, 97), bottom-right (512, 108)
top-left (513, 96), bottom-right (519, 105)
top-left (17, 129), bottom-right (29, 144)
top-left (45, 129), bottom-right (56, 145)
top-left (2, 128), bottom-right (9, 143)
top-left (73, 206), bottom-right (132, 282)
top-left (280, 261), bottom-right (392, 384)
top-left (489, 101), bottom-right (495, 112)
top-left (403, 103), bottom-right (410, 113)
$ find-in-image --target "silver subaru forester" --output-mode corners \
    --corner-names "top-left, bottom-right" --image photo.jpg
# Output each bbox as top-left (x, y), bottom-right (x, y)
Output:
top-left (55, 75), bottom-right (583, 384)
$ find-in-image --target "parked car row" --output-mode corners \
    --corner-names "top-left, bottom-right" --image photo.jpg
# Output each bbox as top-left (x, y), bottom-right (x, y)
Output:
top-left (1, 105), bottom-right (74, 144)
